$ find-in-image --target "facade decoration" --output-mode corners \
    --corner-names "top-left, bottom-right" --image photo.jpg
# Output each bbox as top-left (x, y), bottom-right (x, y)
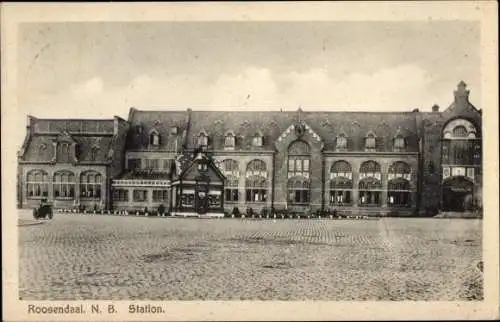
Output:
top-left (17, 82), bottom-right (482, 216)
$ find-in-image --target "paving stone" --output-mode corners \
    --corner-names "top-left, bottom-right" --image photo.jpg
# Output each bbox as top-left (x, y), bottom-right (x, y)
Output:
top-left (18, 210), bottom-right (482, 300)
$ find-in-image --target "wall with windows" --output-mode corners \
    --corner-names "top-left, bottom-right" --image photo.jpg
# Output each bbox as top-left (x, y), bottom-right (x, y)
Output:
top-left (20, 164), bottom-right (107, 209)
top-left (274, 126), bottom-right (324, 212)
top-left (323, 155), bottom-right (418, 213)
top-left (111, 186), bottom-right (170, 212)
top-left (212, 153), bottom-right (273, 212)
top-left (125, 152), bottom-right (177, 171)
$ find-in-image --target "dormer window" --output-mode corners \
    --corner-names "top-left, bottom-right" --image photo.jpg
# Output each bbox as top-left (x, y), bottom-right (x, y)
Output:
top-left (252, 134), bottom-right (263, 147)
top-left (149, 130), bottom-right (160, 146)
top-left (90, 146), bottom-right (99, 161)
top-left (198, 132), bottom-right (208, 147)
top-left (336, 134), bottom-right (347, 150)
top-left (393, 135), bottom-right (406, 151)
top-left (224, 132), bottom-right (236, 148)
top-left (365, 133), bottom-right (376, 151)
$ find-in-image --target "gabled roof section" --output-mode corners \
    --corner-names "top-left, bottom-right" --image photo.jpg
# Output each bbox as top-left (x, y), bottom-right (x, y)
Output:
top-left (126, 108), bottom-right (188, 151)
top-left (177, 152), bottom-right (226, 183)
top-left (19, 117), bottom-right (117, 162)
top-left (55, 131), bottom-right (77, 143)
top-left (134, 109), bottom-right (421, 152)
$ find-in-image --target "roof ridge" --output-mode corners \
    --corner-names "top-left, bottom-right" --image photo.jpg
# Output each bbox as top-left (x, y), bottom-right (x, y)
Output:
top-left (134, 109), bottom-right (420, 114)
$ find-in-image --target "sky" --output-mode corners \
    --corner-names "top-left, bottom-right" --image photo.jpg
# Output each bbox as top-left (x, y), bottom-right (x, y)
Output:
top-left (17, 21), bottom-right (480, 123)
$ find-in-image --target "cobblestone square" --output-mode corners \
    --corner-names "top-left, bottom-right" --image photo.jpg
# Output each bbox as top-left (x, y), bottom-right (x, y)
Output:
top-left (18, 211), bottom-right (483, 301)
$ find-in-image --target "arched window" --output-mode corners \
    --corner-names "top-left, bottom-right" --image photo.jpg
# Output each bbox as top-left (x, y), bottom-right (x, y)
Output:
top-left (80, 171), bottom-right (102, 199)
top-left (246, 159), bottom-right (267, 177)
top-left (53, 171), bottom-right (75, 199)
top-left (222, 159), bottom-right (240, 203)
top-left (393, 135), bottom-right (406, 152)
top-left (453, 126), bottom-right (468, 138)
top-left (330, 160), bottom-right (352, 179)
top-left (223, 159), bottom-right (239, 175)
top-left (287, 178), bottom-right (310, 205)
top-left (288, 140), bottom-right (311, 178)
top-left (245, 160), bottom-right (267, 202)
top-left (26, 170), bottom-right (49, 198)
top-left (329, 161), bottom-right (353, 205)
top-left (359, 160), bottom-right (382, 180)
top-left (442, 119), bottom-right (480, 166)
top-left (388, 161), bottom-right (412, 181)
top-left (359, 177), bottom-right (382, 206)
top-left (224, 132), bottom-right (236, 148)
top-left (336, 134), bottom-right (348, 150)
top-left (57, 142), bottom-right (73, 163)
top-left (149, 131), bottom-right (160, 146)
top-left (365, 133), bottom-right (376, 151)
top-left (387, 179), bottom-right (411, 207)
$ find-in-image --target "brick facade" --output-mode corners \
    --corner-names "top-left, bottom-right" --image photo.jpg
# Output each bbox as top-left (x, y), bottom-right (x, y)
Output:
top-left (17, 82), bottom-right (482, 216)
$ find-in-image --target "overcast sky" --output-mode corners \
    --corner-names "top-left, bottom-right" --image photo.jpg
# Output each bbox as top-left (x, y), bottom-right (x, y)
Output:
top-left (18, 21), bottom-right (480, 122)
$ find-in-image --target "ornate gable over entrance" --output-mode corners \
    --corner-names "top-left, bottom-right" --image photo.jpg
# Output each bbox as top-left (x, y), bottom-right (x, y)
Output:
top-left (277, 121), bottom-right (322, 144)
top-left (275, 120), bottom-right (323, 151)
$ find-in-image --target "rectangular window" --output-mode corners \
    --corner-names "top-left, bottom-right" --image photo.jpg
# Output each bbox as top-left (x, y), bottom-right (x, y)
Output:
top-left (225, 188), bottom-right (239, 202)
top-left (133, 190), bottom-right (148, 202)
top-left (295, 159), bottom-right (302, 171)
top-left (252, 137), bottom-right (262, 147)
top-left (128, 158), bottom-right (141, 170)
top-left (145, 159), bottom-right (159, 169)
top-left (181, 193), bottom-right (194, 207)
top-left (152, 190), bottom-right (169, 202)
top-left (27, 183), bottom-right (49, 198)
top-left (245, 189), bottom-right (267, 202)
top-left (112, 189), bottom-right (129, 202)
top-left (359, 191), bottom-right (381, 206)
top-left (162, 159), bottom-right (171, 170)
top-left (329, 190), bottom-right (352, 205)
top-left (208, 194), bottom-right (221, 208)
top-left (225, 135), bottom-right (235, 147)
top-left (387, 191), bottom-right (411, 207)
top-left (288, 157), bottom-right (310, 177)
top-left (287, 189), bottom-right (310, 204)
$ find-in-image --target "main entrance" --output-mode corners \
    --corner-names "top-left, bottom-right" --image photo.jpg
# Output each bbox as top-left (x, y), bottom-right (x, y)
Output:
top-left (194, 185), bottom-right (209, 214)
top-left (171, 152), bottom-right (225, 215)
top-left (442, 176), bottom-right (474, 212)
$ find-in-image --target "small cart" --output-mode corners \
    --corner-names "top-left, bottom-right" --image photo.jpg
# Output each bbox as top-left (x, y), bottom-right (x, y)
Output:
top-left (33, 199), bottom-right (53, 220)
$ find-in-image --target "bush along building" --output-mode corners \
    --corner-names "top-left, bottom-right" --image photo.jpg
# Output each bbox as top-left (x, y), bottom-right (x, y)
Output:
top-left (17, 82), bottom-right (482, 217)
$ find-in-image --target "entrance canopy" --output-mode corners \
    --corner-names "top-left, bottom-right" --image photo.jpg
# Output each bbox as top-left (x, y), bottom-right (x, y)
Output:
top-left (171, 152), bottom-right (226, 214)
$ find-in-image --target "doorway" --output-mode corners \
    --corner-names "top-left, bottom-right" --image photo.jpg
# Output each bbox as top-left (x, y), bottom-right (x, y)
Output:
top-left (442, 177), bottom-right (474, 212)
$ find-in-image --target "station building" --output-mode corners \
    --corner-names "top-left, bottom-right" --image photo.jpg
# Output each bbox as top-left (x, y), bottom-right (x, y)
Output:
top-left (17, 82), bottom-right (482, 216)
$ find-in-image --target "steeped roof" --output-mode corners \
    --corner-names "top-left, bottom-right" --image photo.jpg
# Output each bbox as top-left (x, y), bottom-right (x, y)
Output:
top-left (186, 110), bottom-right (420, 152)
top-left (125, 108), bottom-right (187, 151)
top-left (20, 118), bottom-right (117, 163)
top-left (21, 135), bottom-right (115, 163)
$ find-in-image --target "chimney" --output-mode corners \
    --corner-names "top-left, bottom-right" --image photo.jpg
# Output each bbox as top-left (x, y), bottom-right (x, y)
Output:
top-left (431, 104), bottom-right (440, 112)
top-left (454, 80), bottom-right (470, 107)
